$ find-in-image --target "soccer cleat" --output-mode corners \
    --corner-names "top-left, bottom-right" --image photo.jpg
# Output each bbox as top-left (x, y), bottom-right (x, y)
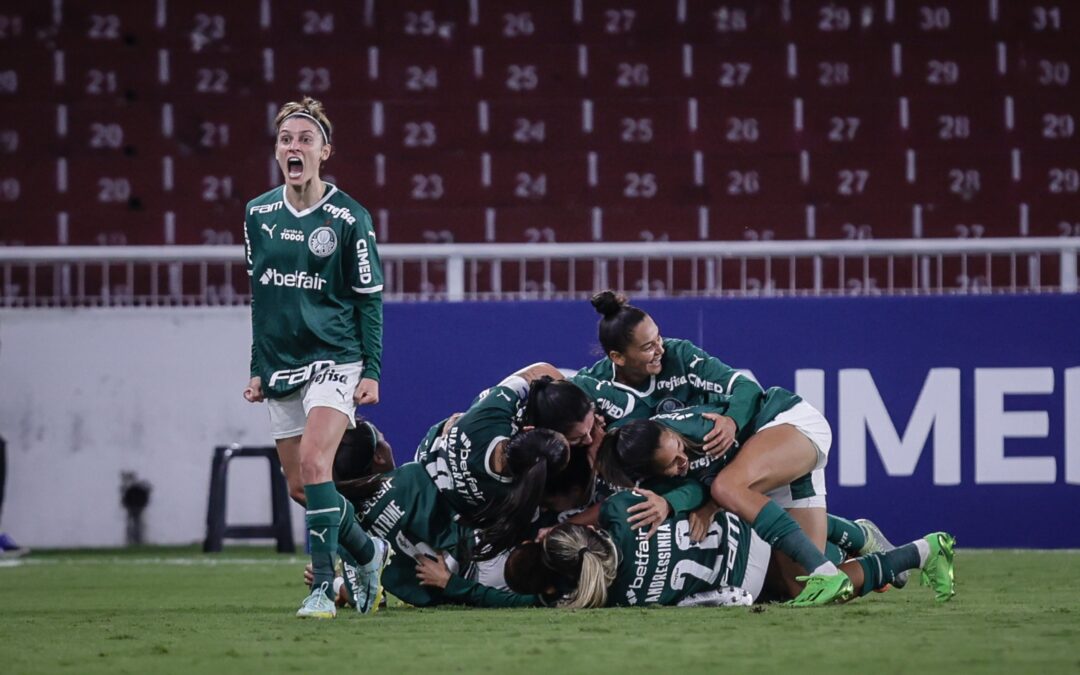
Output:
top-left (855, 518), bottom-right (908, 589)
top-left (920, 532), bottom-right (956, 603)
top-left (296, 581), bottom-right (337, 619)
top-left (0, 533), bottom-right (28, 558)
top-left (677, 586), bottom-right (754, 607)
top-left (342, 537), bottom-right (391, 615)
top-left (787, 571), bottom-right (854, 607)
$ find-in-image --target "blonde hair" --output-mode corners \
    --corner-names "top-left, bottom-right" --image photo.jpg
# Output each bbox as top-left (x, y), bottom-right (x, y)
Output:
top-left (543, 524), bottom-right (618, 609)
top-left (274, 96), bottom-right (333, 147)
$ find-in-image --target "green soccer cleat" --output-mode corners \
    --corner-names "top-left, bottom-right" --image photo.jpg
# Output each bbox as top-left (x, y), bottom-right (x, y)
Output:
top-left (787, 571), bottom-right (854, 607)
top-left (920, 532), bottom-right (956, 603)
top-left (296, 581), bottom-right (337, 619)
top-left (342, 537), bottom-right (391, 615)
top-left (855, 518), bottom-right (908, 589)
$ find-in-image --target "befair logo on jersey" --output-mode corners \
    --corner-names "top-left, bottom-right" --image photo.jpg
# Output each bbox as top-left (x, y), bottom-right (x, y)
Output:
top-left (308, 226), bottom-right (337, 257)
top-left (259, 267), bottom-right (326, 290)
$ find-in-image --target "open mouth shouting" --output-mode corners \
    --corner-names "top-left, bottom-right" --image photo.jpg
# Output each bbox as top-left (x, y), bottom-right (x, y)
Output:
top-left (286, 156), bottom-right (304, 180)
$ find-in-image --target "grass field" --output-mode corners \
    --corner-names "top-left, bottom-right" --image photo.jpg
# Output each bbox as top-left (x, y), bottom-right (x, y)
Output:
top-left (1, 547), bottom-right (1078, 675)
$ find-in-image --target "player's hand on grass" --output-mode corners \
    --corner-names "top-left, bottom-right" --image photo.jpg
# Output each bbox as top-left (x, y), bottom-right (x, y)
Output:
top-left (243, 376), bottom-right (264, 403)
top-left (702, 413), bottom-right (737, 457)
top-left (415, 552), bottom-right (452, 589)
top-left (688, 501), bottom-right (722, 543)
top-left (627, 488), bottom-right (671, 539)
top-left (354, 377), bottom-right (380, 406)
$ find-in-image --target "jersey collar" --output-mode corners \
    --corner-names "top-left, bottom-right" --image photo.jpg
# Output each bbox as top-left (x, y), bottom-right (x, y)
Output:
top-left (610, 360), bottom-right (656, 397)
top-left (280, 182), bottom-right (339, 219)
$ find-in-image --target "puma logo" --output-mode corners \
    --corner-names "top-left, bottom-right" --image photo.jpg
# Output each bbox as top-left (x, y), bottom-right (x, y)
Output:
top-left (261, 222), bottom-right (278, 237)
top-left (689, 355), bottom-right (704, 368)
top-left (497, 392), bottom-right (512, 402)
top-left (336, 387), bottom-right (349, 401)
top-left (309, 528), bottom-right (327, 544)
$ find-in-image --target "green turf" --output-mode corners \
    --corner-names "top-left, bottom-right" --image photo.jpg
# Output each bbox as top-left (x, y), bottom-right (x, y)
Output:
top-left (1, 548), bottom-right (1077, 674)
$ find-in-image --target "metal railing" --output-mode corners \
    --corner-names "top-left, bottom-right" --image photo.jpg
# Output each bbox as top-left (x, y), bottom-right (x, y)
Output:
top-left (0, 238), bottom-right (1076, 307)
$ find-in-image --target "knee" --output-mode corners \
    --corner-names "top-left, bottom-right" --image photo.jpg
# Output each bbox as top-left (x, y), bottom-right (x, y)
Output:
top-left (709, 478), bottom-right (739, 511)
top-left (299, 451), bottom-right (333, 484)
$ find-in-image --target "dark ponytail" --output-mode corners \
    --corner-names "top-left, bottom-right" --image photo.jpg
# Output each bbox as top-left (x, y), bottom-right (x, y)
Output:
top-left (593, 419), bottom-right (663, 487)
top-left (523, 377), bottom-right (592, 434)
top-left (591, 290), bottom-right (648, 355)
top-left (472, 428), bottom-right (569, 559)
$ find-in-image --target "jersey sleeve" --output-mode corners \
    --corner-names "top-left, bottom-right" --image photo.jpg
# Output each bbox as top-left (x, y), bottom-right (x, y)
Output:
top-left (243, 209), bottom-right (260, 378)
top-left (570, 373), bottom-right (638, 424)
top-left (672, 340), bottom-right (764, 433)
top-left (441, 574), bottom-right (541, 607)
top-left (346, 206), bottom-right (384, 381)
top-left (641, 477), bottom-right (706, 515)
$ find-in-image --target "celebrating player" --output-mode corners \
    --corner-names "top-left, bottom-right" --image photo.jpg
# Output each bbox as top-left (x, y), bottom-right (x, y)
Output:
top-left (241, 96), bottom-right (387, 619)
top-left (518, 491), bottom-right (955, 608)
top-left (580, 291), bottom-right (850, 605)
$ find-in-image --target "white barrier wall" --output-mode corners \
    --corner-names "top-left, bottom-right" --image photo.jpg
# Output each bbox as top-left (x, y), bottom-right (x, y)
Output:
top-left (0, 308), bottom-right (307, 548)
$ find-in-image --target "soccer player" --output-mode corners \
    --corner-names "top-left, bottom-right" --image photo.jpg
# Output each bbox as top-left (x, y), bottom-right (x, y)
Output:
top-left (521, 491), bottom-right (955, 608)
top-left (241, 97), bottom-right (387, 619)
top-left (580, 291), bottom-right (850, 606)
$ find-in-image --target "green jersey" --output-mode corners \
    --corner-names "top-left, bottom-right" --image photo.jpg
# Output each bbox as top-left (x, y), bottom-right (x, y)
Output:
top-left (355, 462), bottom-right (538, 608)
top-left (601, 491), bottom-right (754, 607)
top-left (578, 338), bottom-right (763, 431)
top-left (420, 384), bottom-right (522, 518)
top-left (244, 184), bottom-right (384, 398)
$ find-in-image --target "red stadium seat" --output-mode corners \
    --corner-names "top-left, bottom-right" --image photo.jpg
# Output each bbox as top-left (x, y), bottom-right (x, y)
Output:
top-left (589, 151), bottom-right (702, 205)
top-left (0, 102), bottom-right (57, 160)
top-left (367, 45), bottom-right (476, 99)
top-left (572, 0), bottom-right (681, 43)
top-left (484, 151), bottom-right (591, 207)
top-left (0, 4), bottom-right (56, 46)
top-left (56, 102), bottom-right (168, 157)
top-left (914, 200), bottom-right (1020, 239)
top-left (60, 1), bottom-right (159, 47)
top-left (365, 100), bottom-right (481, 153)
top-left (250, 46), bottom-right (355, 100)
top-left (703, 153), bottom-right (804, 204)
top-left (1021, 201), bottom-right (1080, 238)
top-left (582, 44), bottom-right (692, 97)
top-left (883, 1), bottom-right (993, 40)
top-left (0, 209), bottom-right (63, 245)
top-left (372, 0), bottom-right (476, 44)
top-left (594, 204), bottom-right (704, 241)
top-left (1004, 42), bottom-right (1079, 92)
top-left (1005, 93), bottom-right (1080, 150)
top-left (680, 0), bottom-right (785, 44)
top-left (1000, 1), bottom-right (1076, 42)
top-left (899, 94), bottom-right (1008, 149)
top-left (163, 155), bottom-right (269, 210)
top-left (787, 0), bottom-right (886, 44)
top-left (55, 157), bottom-right (166, 213)
top-left (164, 202), bottom-right (247, 246)
top-left (893, 42), bottom-right (1001, 95)
top-left (808, 203), bottom-right (914, 240)
top-left (689, 45), bottom-right (791, 96)
top-left (471, 0), bottom-right (576, 44)
top-left (909, 150), bottom-right (1014, 205)
top-left (166, 101), bottom-right (275, 157)
top-left (589, 98), bottom-right (692, 151)
top-left (804, 151), bottom-right (908, 203)
top-left (710, 203), bottom-right (807, 240)
top-left (371, 152), bottom-right (484, 207)
top-left (487, 206), bottom-right (594, 242)
top-left (481, 99), bottom-right (585, 150)
top-left (793, 43), bottom-right (893, 94)
top-left (269, 1), bottom-right (377, 46)
top-left (693, 96), bottom-right (797, 155)
top-left (56, 45), bottom-right (162, 101)
top-left (796, 96), bottom-right (902, 151)
top-left (161, 0), bottom-right (266, 51)
top-left (374, 207), bottom-right (487, 243)
top-left (476, 44), bottom-right (584, 98)
top-left (63, 209), bottom-right (170, 246)
top-left (1016, 150), bottom-right (1080, 202)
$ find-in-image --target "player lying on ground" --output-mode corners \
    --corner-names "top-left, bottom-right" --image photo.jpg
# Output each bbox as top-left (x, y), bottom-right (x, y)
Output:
top-left (507, 489), bottom-right (955, 608)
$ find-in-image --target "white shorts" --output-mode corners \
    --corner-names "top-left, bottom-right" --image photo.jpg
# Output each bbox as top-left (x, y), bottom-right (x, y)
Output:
top-left (759, 400), bottom-right (832, 509)
top-left (267, 361), bottom-right (362, 440)
top-left (741, 531), bottom-right (773, 602)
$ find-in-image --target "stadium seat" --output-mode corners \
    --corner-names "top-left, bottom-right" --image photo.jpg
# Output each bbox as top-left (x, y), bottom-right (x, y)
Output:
top-left (56, 102), bottom-right (167, 157)
top-left (884, 1), bottom-right (994, 40)
top-left (61, 0), bottom-right (160, 47)
top-left (572, 0), bottom-right (681, 43)
top-left (167, 101), bottom-right (275, 156)
top-left (269, 0), bottom-right (377, 45)
top-left (366, 100), bottom-right (481, 153)
top-left (589, 151), bottom-right (702, 204)
top-left (1014, 149), bottom-right (1079, 200)
top-left (375, 206), bottom-right (487, 243)
top-left (999, 1), bottom-right (1076, 41)
top-left (161, 0), bottom-right (267, 51)
top-left (594, 204), bottom-right (704, 241)
top-left (366, 44), bottom-right (476, 99)
top-left (796, 96), bottom-right (902, 151)
top-left (484, 151), bottom-right (591, 206)
top-left (793, 43), bottom-right (893, 94)
top-left (476, 44), bottom-right (584, 98)
top-left (914, 200), bottom-right (1020, 239)
top-left (702, 153), bottom-right (805, 204)
top-left (1005, 93), bottom-right (1080, 150)
top-left (809, 202), bottom-right (914, 240)
top-left (710, 203), bottom-right (807, 240)
top-left (689, 45), bottom-right (791, 96)
top-left (692, 96), bottom-right (797, 154)
top-left (372, 0), bottom-right (476, 44)
top-left (581, 44), bottom-right (692, 97)
top-left (804, 151), bottom-right (908, 203)
top-left (481, 99), bottom-right (586, 150)
top-left (892, 42), bottom-right (1000, 95)
top-left (62, 209), bottom-right (170, 246)
top-left (471, 0), bottom-right (576, 44)
top-left (0, 3), bottom-right (56, 46)
top-left (899, 94), bottom-right (1008, 149)
top-left (587, 97), bottom-right (692, 151)
top-left (164, 201), bottom-right (248, 246)
top-left (787, 0), bottom-right (886, 43)
top-left (164, 155), bottom-right (272, 208)
top-left (679, 0), bottom-right (784, 44)
top-left (0, 210), bottom-right (65, 245)
top-left (57, 44), bottom-right (162, 102)
top-left (1004, 42), bottom-right (1079, 92)
top-left (487, 206), bottom-right (594, 242)
top-left (1022, 201), bottom-right (1080, 238)
top-left (910, 150), bottom-right (1014, 205)
top-left (372, 152), bottom-right (484, 207)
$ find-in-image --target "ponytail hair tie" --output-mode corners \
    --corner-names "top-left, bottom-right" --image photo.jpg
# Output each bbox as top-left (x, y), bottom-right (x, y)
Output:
top-left (577, 547), bottom-right (589, 564)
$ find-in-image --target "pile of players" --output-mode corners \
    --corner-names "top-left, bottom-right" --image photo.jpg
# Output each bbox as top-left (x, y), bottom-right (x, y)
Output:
top-left (318, 291), bottom-right (956, 613)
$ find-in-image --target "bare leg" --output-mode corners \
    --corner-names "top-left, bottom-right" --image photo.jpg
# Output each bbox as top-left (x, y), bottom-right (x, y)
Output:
top-left (276, 435), bottom-right (305, 505)
top-left (709, 425), bottom-right (818, 523)
top-left (299, 406), bottom-right (350, 486)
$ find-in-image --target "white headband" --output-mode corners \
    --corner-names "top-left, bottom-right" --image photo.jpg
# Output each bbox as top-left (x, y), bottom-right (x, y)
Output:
top-left (281, 112), bottom-right (330, 144)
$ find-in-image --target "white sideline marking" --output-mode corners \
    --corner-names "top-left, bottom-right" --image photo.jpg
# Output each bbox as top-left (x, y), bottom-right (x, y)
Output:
top-left (3, 556), bottom-right (309, 567)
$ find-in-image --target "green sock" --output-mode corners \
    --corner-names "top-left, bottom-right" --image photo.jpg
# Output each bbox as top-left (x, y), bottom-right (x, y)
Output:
top-left (854, 544), bottom-right (921, 596)
top-left (339, 496), bottom-right (375, 566)
top-left (751, 501), bottom-right (831, 574)
top-left (304, 482), bottom-right (341, 596)
top-left (827, 515), bottom-right (867, 554)
top-left (825, 541), bottom-right (845, 565)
